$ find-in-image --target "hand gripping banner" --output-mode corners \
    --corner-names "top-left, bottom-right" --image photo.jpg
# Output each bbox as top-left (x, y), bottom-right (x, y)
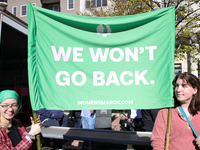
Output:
top-left (28, 3), bottom-right (175, 111)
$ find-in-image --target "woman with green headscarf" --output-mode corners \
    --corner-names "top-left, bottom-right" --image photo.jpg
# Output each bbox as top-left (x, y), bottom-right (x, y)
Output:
top-left (0, 90), bottom-right (42, 150)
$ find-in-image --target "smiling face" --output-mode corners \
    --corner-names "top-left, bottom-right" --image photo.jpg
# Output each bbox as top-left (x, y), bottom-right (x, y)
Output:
top-left (175, 78), bottom-right (197, 106)
top-left (0, 98), bottom-right (19, 122)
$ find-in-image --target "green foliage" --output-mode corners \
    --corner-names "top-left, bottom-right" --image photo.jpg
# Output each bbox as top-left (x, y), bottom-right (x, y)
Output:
top-left (80, 0), bottom-right (200, 62)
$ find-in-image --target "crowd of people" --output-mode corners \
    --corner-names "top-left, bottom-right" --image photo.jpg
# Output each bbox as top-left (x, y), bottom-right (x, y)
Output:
top-left (1, 72), bottom-right (200, 149)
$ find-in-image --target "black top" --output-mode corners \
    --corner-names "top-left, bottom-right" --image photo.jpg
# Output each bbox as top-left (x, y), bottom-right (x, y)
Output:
top-left (70, 110), bottom-right (81, 119)
top-left (141, 109), bottom-right (160, 131)
top-left (8, 123), bottom-right (22, 147)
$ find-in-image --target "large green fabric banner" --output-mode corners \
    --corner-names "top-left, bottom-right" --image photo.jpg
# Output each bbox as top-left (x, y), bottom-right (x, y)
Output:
top-left (28, 3), bottom-right (175, 111)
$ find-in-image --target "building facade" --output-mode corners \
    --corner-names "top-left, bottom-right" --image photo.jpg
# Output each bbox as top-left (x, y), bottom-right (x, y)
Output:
top-left (5, 0), bottom-right (81, 23)
top-left (2, 0), bottom-right (108, 23)
top-left (1, 0), bottom-right (199, 77)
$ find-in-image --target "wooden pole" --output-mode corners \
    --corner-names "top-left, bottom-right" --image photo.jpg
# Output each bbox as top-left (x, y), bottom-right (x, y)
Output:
top-left (165, 108), bottom-right (172, 150)
top-left (32, 112), bottom-right (41, 150)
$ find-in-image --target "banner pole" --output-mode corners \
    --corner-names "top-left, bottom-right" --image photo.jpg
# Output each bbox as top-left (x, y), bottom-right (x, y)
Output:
top-left (32, 112), bottom-right (41, 150)
top-left (165, 108), bottom-right (172, 150)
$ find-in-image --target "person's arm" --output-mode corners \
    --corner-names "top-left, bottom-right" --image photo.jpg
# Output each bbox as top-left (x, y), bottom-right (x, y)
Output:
top-left (151, 109), bottom-right (168, 150)
top-left (51, 110), bottom-right (64, 121)
top-left (22, 116), bottom-right (42, 149)
top-left (28, 116), bottom-right (41, 137)
top-left (0, 116), bottom-right (42, 150)
top-left (37, 108), bottom-right (53, 118)
top-left (38, 109), bottom-right (64, 121)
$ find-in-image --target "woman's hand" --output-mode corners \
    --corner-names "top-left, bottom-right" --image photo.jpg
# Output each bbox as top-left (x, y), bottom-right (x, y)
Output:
top-left (36, 115), bottom-right (41, 124)
top-left (28, 116), bottom-right (41, 136)
top-left (195, 137), bottom-right (200, 148)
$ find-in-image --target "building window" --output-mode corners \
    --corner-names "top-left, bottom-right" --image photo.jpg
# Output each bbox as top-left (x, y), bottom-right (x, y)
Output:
top-left (12, 6), bottom-right (17, 16)
top-left (86, 0), bottom-right (107, 8)
top-left (44, 4), bottom-right (60, 12)
top-left (47, 5), bottom-right (60, 12)
top-left (68, 0), bottom-right (74, 10)
top-left (21, 5), bottom-right (27, 16)
top-left (0, 0), bottom-right (7, 2)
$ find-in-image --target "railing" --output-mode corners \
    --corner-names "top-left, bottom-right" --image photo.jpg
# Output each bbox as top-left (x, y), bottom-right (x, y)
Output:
top-left (41, 0), bottom-right (59, 4)
top-left (0, 0), bottom-right (7, 2)
top-left (41, 126), bottom-right (152, 146)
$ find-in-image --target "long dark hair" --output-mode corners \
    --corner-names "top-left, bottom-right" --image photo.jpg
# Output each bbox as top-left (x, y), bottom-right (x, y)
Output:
top-left (173, 72), bottom-right (200, 115)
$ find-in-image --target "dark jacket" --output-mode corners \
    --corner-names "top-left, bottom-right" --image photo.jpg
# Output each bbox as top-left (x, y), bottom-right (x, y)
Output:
top-left (70, 110), bottom-right (81, 119)
top-left (141, 109), bottom-right (160, 131)
top-left (36, 108), bottom-right (64, 126)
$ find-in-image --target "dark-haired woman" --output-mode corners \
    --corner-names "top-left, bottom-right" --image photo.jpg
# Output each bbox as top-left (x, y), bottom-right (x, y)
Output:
top-left (151, 72), bottom-right (200, 150)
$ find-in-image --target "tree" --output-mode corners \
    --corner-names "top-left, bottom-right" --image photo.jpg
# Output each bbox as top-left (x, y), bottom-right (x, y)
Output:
top-left (80, 0), bottom-right (200, 62)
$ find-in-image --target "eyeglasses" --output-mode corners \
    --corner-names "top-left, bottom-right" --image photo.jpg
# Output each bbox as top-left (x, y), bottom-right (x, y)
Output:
top-left (0, 104), bottom-right (20, 110)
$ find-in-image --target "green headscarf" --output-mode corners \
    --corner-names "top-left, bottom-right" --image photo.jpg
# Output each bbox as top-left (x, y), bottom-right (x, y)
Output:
top-left (0, 90), bottom-right (21, 108)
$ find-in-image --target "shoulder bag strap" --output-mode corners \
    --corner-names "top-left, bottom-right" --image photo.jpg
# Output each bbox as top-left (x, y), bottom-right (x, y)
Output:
top-left (178, 106), bottom-right (199, 138)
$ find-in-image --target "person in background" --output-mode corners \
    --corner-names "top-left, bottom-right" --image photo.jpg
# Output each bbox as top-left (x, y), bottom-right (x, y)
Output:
top-left (141, 109), bottom-right (159, 132)
top-left (151, 72), bottom-right (200, 150)
top-left (141, 109), bottom-right (159, 150)
top-left (127, 109), bottom-right (144, 131)
top-left (70, 110), bottom-right (82, 128)
top-left (36, 108), bottom-right (68, 127)
top-left (81, 110), bottom-right (96, 150)
top-left (37, 108), bottom-right (68, 150)
top-left (127, 109), bottom-right (145, 150)
top-left (0, 90), bottom-right (42, 150)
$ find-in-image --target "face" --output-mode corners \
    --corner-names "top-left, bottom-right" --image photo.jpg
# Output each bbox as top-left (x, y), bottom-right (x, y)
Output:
top-left (0, 98), bottom-right (19, 121)
top-left (175, 78), bottom-right (197, 105)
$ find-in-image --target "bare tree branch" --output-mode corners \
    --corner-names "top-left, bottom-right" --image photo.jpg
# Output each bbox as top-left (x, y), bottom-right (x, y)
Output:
top-left (175, 0), bottom-right (184, 9)
top-left (176, 16), bottom-right (199, 37)
top-left (163, 0), bottom-right (167, 7)
top-left (142, 0), bottom-right (155, 10)
top-left (175, 7), bottom-right (200, 27)
top-left (167, 0), bottom-right (171, 7)
top-left (188, 0), bottom-right (200, 8)
top-left (152, 1), bottom-right (160, 8)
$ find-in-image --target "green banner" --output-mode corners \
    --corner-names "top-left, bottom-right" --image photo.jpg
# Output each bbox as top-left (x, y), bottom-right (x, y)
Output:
top-left (28, 3), bottom-right (175, 111)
